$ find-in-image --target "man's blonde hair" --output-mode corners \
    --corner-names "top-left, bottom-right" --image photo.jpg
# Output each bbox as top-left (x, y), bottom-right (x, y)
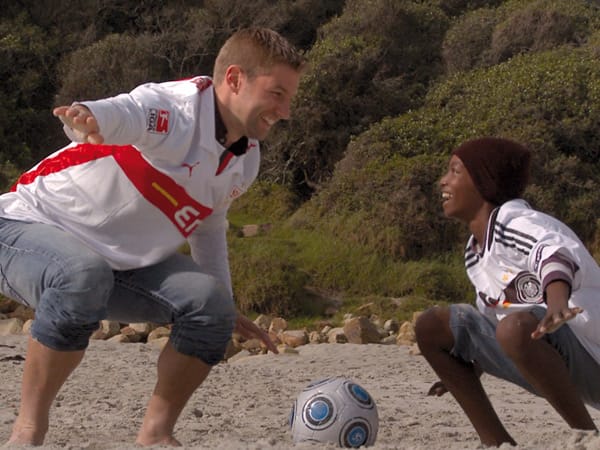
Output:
top-left (213, 27), bottom-right (306, 84)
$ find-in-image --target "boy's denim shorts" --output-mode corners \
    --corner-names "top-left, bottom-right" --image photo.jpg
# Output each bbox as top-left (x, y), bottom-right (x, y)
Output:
top-left (449, 303), bottom-right (600, 409)
top-left (0, 217), bottom-right (236, 365)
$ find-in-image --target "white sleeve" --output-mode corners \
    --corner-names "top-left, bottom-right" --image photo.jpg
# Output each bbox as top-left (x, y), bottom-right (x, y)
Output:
top-left (77, 82), bottom-right (193, 152)
top-left (187, 209), bottom-right (233, 297)
top-left (79, 91), bottom-right (147, 145)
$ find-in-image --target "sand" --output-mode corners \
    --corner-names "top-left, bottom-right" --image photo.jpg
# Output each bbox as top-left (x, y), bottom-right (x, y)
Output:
top-left (1, 335), bottom-right (600, 449)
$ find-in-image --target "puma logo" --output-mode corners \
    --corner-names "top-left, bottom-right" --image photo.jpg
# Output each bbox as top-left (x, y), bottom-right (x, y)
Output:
top-left (182, 161), bottom-right (200, 177)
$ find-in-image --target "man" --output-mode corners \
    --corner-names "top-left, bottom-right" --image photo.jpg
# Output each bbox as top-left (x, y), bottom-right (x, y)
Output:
top-left (415, 137), bottom-right (600, 446)
top-left (1, 27), bottom-right (305, 446)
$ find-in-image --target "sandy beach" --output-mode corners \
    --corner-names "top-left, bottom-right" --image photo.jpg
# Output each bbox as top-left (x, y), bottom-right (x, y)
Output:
top-left (1, 334), bottom-right (600, 449)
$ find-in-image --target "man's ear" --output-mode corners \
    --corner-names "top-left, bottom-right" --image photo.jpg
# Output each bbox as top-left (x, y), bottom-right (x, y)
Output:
top-left (225, 65), bottom-right (243, 94)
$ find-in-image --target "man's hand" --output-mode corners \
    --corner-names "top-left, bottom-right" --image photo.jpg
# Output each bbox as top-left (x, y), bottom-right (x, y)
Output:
top-left (234, 314), bottom-right (279, 354)
top-left (53, 105), bottom-right (104, 144)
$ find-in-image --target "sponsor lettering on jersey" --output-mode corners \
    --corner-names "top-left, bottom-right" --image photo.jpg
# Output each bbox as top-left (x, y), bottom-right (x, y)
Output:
top-left (147, 108), bottom-right (170, 134)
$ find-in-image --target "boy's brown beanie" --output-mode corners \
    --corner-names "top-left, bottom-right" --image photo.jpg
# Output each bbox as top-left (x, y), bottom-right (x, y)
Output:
top-left (452, 137), bottom-right (531, 206)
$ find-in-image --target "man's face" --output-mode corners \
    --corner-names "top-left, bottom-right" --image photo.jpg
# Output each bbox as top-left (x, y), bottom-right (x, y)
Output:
top-left (439, 155), bottom-right (486, 222)
top-left (233, 63), bottom-right (301, 140)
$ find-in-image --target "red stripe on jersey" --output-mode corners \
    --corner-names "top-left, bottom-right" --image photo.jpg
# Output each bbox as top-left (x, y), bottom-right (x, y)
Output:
top-left (216, 152), bottom-right (235, 175)
top-left (12, 143), bottom-right (212, 237)
top-left (11, 144), bottom-right (113, 190)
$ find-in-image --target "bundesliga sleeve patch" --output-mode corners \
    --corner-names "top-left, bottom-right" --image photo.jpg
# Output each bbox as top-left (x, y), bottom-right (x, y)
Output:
top-left (147, 108), bottom-right (170, 134)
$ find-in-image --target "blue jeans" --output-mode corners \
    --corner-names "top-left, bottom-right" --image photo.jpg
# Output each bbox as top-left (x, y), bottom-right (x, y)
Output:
top-left (0, 218), bottom-right (236, 365)
top-left (449, 303), bottom-right (600, 409)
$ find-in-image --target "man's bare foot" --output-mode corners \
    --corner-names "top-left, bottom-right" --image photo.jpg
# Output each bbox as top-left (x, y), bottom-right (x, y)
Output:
top-left (135, 435), bottom-right (182, 447)
top-left (6, 419), bottom-right (47, 446)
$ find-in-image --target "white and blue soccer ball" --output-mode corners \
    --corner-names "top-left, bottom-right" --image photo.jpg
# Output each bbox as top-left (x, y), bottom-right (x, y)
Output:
top-left (289, 377), bottom-right (378, 448)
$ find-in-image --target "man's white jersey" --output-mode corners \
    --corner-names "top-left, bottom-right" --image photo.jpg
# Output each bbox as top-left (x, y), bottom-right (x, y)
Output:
top-left (0, 77), bottom-right (260, 295)
top-left (464, 199), bottom-right (600, 364)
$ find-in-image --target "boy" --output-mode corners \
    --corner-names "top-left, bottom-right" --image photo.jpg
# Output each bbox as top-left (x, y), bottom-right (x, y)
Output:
top-left (415, 137), bottom-right (600, 446)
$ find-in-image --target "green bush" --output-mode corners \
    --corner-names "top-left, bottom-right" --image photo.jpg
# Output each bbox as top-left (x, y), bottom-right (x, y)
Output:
top-left (293, 45), bottom-right (600, 265)
top-left (487, 0), bottom-right (599, 65)
top-left (442, 7), bottom-right (500, 73)
top-left (229, 237), bottom-right (312, 317)
top-left (296, 151), bottom-right (462, 260)
top-left (228, 181), bottom-right (300, 224)
top-left (261, 0), bottom-right (450, 197)
top-left (442, 0), bottom-right (600, 73)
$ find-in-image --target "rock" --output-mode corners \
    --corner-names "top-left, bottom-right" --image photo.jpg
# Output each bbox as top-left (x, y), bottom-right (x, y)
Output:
top-left (269, 317), bottom-right (287, 334)
top-left (0, 318), bottom-right (23, 335)
top-left (120, 326), bottom-right (142, 343)
top-left (107, 334), bottom-right (129, 343)
top-left (149, 336), bottom-right (170, 350)
top-left (327, 327), bottom-right (347, 343)
top-left (147, 326), bottom-right (171, 342)
top-left (240, 338), bottom-right (263, 353)
top-left (308, 331), bottom-right (324, 344)
top-left (128, 322), bottom-right (154, 337)
top-left (396, 321), bottom-right (416, 346)
top-left (343, 317), bottom-right (381, 344)
top-left (254, 314), bottom-right (272, 330)
top-left (7, 305), bottom-right (34, 321)
top-left (384, 318), bottom-right (400, 333)
top-left (320, 325), bottom-right (332, 335)
top-left (280, 330), bottom-right (308, 348)
top-left (380, 335), bottom-right (398, 345)
top-left (91, 320), bottom-right (121, 340)
top-left (267, 331), bottom-right (282, 347)
top-left (241, 223), bottom-right (272, 237)
top-left (22, 319), bottom-right (33, 335)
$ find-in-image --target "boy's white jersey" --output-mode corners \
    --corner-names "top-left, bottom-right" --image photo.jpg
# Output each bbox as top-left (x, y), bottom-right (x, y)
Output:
top-left (465, 199), bottom-right (600, 365)
top-left (0, 76), bottom-right (260, 296)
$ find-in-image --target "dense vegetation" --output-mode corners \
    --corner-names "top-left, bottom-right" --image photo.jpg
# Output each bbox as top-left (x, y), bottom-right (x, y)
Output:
top-left (3, 0), bottom-right (600, 325)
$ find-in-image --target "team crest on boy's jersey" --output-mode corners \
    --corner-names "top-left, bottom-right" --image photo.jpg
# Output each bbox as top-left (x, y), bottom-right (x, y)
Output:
top-left (511, 272), bottom-right (542, 303)
top-left (478, 271), bottom-right (542, 308)
top-left (147, 108), bottom-right (170, 134)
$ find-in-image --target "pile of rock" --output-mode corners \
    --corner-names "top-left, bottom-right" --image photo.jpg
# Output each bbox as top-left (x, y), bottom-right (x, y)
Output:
top-left (0, 299), bottom-right (422, 360)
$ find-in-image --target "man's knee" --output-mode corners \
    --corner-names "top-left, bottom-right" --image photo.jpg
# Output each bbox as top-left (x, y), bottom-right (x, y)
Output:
top-left (31, 256), bottom-right (114, 350)
top-left (170, 276), bottom-right (236, 365)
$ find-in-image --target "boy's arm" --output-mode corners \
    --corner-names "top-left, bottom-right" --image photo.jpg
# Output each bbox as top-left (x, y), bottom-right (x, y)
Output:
top-left (531, 280), bottom-right (582, 339)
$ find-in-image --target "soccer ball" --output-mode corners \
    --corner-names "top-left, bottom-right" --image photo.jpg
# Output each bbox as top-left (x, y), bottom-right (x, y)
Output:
top-left (289, 377), bottom-right (378, 448)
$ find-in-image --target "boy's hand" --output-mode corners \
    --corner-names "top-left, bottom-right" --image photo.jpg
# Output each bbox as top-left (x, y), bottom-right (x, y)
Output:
top-left (531, 305), bottom-right (583, 339)
top-left (427, 381), bottom-right (448, 397)
top-left (531, 280), bottom-right (582, 340)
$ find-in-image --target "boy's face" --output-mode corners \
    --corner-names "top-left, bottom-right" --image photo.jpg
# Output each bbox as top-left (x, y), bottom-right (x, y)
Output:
top-left (439, 155), bottom-right (486, 222)
top-left (232, 63), bottom-right (301, 141)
